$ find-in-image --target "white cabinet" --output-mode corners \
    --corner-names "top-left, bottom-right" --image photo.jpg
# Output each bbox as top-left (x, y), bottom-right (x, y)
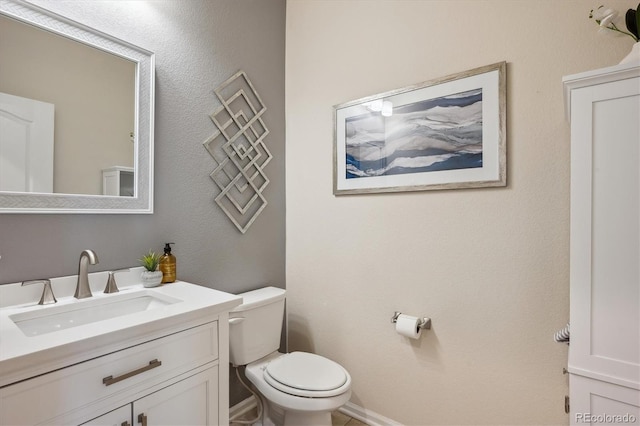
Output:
top-left (570, 375), bottom-right (640, 424)
top-left (102, 166), bottom-right (134, 196)
top-left (82, 405), bottom-right (131, 426)
top-left (564, 63), bottom-right (640, 424)
top-left (133, 367), bottom-right (218, 426)
top-left (83, 368), bottom-right (218, 426)
top-left (1, 316), bottom-right (230, 426)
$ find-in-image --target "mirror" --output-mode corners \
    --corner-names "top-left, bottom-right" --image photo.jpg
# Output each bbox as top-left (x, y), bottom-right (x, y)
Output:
top-left (0, 0), bottom-right (154, 213)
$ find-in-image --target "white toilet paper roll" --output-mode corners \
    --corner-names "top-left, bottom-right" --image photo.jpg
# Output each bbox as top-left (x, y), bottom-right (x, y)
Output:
top-left (395, 314), bottom-right (422, 339)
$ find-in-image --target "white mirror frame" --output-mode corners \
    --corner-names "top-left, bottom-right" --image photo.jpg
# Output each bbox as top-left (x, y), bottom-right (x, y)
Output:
top-left (0, 0), bottom-right (154, 214)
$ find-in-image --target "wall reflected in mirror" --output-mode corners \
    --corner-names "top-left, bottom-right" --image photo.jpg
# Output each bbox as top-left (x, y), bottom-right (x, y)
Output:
top-left (0, 14), bottom-right (135, 197)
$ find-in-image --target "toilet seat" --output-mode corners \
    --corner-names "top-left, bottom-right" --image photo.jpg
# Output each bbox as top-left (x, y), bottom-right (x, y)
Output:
top-left (263, 352), bottom-right (351, 398)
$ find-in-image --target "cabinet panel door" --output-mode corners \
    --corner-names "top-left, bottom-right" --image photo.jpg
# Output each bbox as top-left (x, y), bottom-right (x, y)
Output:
top-left (570, 374), bottom-right (640, 426)
top-left (80, 404), bottom-right (131, 426)
top-left (0, 92), bottom-right (54, 193)
top-left (569, 75), bottom-right (640, 388)
top-left (133, 367), bottom-right (219, 426)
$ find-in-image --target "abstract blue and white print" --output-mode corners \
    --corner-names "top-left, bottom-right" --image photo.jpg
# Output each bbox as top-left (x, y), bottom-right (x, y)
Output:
top-left (345, 89), bottom-right (483, 179)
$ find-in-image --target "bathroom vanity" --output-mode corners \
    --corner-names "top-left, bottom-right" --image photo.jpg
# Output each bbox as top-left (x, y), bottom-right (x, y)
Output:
top-left (0, 273), bottom-right (241, 425)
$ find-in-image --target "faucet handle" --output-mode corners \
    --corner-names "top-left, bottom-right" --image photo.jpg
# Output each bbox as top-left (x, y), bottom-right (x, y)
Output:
top-left (22, 279), bottom-right (57, 305)
top-left (104, 268), bottom-right (130, 294)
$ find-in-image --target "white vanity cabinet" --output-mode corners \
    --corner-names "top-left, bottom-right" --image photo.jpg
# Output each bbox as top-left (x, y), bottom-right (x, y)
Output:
top-left (564, 63), bottom-right (640, 423)
top-left (102, 166), bottom-right (135, 197)
top-left (84, 367), bottom-right (218, 426)
top-left (1, 320), bottom-right (221, 426)
top-left (83, 404), bottom-right (132, 426)
top-left (0, 280), bottom-right (241, 426)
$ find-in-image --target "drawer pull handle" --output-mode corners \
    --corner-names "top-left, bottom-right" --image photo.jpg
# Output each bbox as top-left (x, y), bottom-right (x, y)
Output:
top-left (102, 359), bottom-right (162, 386)
top-left (138, 413), bottom-right (147, 426)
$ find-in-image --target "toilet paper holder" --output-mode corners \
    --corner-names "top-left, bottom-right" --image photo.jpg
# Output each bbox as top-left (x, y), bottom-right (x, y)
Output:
top-left (391, 311), bottom-right (431, 330)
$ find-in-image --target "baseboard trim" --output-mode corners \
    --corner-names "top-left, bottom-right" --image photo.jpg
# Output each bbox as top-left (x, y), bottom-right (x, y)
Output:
top-left (230, 397), bottom-right (401, 426)
top-left (229, 396), bottom-right (257, 420)
top-left (339, 401), bottom-right (402, 426)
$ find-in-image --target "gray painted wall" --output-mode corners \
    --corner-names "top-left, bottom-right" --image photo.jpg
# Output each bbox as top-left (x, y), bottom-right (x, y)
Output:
top-left (0, 0), bottom-right (285, 406)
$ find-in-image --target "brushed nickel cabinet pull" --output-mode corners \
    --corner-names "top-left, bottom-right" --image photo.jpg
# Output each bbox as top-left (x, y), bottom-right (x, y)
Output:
top-left (137, 413), bottom-right (147, 426)
top-left (102, 359), bottom-right (162, 386)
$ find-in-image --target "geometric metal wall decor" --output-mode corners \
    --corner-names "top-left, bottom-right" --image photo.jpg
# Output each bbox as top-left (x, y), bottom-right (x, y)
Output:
top-left (203, 70), bottom-right (272, 233)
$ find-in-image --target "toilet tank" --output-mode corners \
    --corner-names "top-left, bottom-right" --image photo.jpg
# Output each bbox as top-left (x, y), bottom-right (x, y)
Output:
top-left (229, 286), bottom-right (285, 366)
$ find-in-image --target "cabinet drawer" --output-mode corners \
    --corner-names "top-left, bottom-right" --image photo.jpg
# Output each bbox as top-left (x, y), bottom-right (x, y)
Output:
top-left (0, 321), bottom-right (218, 426)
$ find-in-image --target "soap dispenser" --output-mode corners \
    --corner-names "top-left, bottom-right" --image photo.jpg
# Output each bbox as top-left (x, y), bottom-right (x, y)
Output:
top-left (159, 243), bottom-right (176, 283)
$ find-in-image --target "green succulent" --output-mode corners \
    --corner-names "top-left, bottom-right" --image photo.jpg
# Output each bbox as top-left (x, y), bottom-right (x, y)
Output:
top-left (140, 250), bottom-right (161, 271)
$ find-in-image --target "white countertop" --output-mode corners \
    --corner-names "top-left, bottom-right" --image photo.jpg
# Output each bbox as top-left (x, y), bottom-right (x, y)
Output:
top-left (0, 271), bottom-right (241, 387)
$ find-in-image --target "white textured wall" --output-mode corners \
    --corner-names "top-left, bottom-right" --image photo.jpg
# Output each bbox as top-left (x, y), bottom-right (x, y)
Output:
top-left (285, 1), bottom-right (638, 424)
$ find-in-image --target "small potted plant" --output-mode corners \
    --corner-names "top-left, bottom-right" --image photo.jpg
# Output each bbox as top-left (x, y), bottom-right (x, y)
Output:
top-left (140, 250), bottom-right (163, 287)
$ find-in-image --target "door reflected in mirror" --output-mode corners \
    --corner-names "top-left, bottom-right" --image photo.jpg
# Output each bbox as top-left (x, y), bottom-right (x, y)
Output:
top-left (0, 14), bottom-right (135, 197)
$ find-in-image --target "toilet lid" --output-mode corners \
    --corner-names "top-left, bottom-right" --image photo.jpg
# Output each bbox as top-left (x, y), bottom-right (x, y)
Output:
top-left (264, 352), bottom-right (350, 398)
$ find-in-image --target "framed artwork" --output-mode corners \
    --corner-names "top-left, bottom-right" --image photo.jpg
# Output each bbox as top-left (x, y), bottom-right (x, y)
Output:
top-left (333, 62), bottom-right (506, 195)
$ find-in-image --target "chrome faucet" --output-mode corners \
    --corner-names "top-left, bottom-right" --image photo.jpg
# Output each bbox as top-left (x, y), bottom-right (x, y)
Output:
top-left (74, 249), bottom-right (99, 299)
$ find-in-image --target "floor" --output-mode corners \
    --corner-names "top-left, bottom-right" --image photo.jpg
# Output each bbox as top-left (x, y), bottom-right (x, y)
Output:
top-left (331, 410), bottom-right (367, 426)
top-left (230, 408), bottom-right (367, 426)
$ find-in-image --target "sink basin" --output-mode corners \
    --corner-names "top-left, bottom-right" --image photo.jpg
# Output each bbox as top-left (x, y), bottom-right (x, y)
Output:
top-left (9, 291), bottom-right (182, 337)
top-left (0, 279), bottom-right (242, 389)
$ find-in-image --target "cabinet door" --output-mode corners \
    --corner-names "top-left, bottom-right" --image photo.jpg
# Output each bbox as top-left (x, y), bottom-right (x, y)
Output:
top-left (569, 75), bottom-right (640, 387)
top-left (133, 367), bottom-right (219, 426)
top-left (0, 92), bottom-right (54, 193)
top-left (570, 375), bottom-right (640, 426)
top-left (80, 404), bottom-right (132, 426)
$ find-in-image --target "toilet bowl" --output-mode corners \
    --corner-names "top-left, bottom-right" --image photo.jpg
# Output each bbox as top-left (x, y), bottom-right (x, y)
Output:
top-left (245, 352), bottom-right (351, 425)
top-left (229, 287), bottom-right (352, 426)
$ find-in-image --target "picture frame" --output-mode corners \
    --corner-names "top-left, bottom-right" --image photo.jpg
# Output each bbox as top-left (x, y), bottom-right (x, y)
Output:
top-left (333, 62), bottom-right (506, 195)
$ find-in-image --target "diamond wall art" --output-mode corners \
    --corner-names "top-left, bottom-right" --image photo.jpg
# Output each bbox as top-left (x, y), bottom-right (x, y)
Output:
top-left (203, 71), bottom-right (272, 233)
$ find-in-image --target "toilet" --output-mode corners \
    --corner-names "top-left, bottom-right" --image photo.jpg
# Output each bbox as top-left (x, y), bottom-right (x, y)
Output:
top-left (229, 287), bottom-right (352, 426)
